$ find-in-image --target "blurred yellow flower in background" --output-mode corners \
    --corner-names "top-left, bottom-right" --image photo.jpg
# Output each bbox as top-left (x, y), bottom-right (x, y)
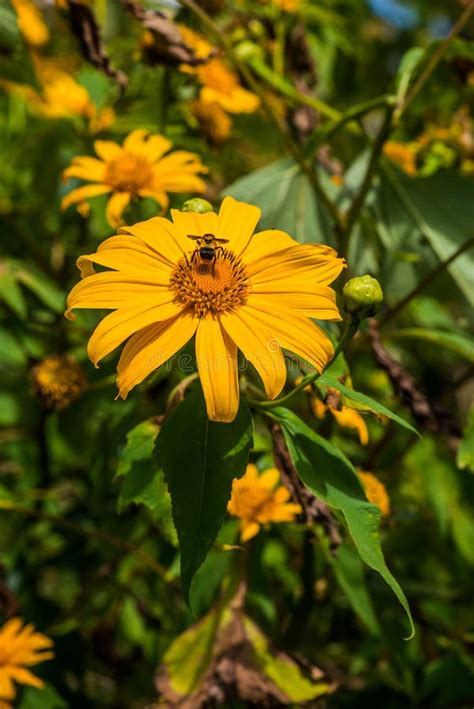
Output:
top-left (0, 618), bottom-right (53, 708)
top-left (66, 196), bottom-right (344, 421)
top-left (228, 464), bottom-right (302, 541)
top-left (383, 141), bottom-right (417, 175)
top-left (358, 471), bottom-right (390, 517)
top-left (189, 98), bottom-right (232, 144)
top-left (31, 355), bottom-right (86, 410)
top-left (304, 385), bottom-right (369, 445)
top-left (195, 58), bottom-right (260, 114)
top-left (0, 60), bottom-right (115, 133)
top-left (12, 0), bottom-right (49, 47)
top-left (61, 129), bottom-right (208, 227)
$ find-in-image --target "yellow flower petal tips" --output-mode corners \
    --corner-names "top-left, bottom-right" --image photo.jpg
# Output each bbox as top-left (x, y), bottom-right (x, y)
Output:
top-left (66, 196), bottom-right (345, 422)
top-left (61, 130), bottom-right (208, 227)
top-left (0, 618), bottom-right (53, 708)
top-left (228, 464), bottom-right (302, 541)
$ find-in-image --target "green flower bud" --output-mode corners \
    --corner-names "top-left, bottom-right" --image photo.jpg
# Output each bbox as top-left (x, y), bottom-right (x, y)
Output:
top-left (233, 40), bottom-right (264, 62)
top-left (342, 275), bottom-right (384, 319)
top-left (181, 198), bottom-right (214, 214)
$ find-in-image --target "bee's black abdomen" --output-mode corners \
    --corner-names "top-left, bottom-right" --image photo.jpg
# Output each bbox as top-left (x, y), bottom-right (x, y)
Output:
top-left (200, 247), bottom-right (215, 260)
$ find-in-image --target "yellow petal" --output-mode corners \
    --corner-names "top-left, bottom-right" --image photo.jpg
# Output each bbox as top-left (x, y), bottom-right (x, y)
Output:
top-left (331, 407), bottom-right (369, 445)
top-left (121, 217), bottom-right (189, 263)
top-left (117, 314), bottom-right (198, 398)
top-left (87, 300), bottom-right (183, 366)
top-left (240, 520), bottom-right (260, 542)
top-left (123, 129), bottom-right (150, 153)
top-left (217, 196), bottom-right (260, 256)
top-left (61, 183), bottom-right (111, 211)
top-left (170, 209), bottom-right (219, 245)
top-left (221, 308), bottom-right (286, 400)
top-left (244, 300), bottom-right (334, 372)
top-left (195, 317), bottom-right (239, 422)
top-left (247, 244), bottom-right (345, 286)
top-left (93, 139), bottom-right (122, 161)
top-left (65, 271), bottom-right (171, 319)
top-left (6, 667), bottom-right (45, 689)
top-left (105, 192), bottom-right (131, 228)
top-left (249, 286), bottom-right (341, 320)
top-left (258, 467), bottom-right (280, 489)
top-left (0, 671), bottom-right (15, 700)
top-left (141, 134), bottom-right (173, 161)
top-left (243, 229), bottom-right (298, 263)
top-left (200, 85), bottom-right (260, 114)
top-left (244, 463), bottom-right (259, 480)
top-left (77, 243), bottom-right (173, 279)
top-left (62, 156), bottom-right (106, 182)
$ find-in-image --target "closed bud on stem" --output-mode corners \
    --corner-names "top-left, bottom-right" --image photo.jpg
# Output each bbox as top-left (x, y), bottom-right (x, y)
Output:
top-left (181, 198), bottom-right (214, 214)
top-left (342, 275), bottom-right (384, 319)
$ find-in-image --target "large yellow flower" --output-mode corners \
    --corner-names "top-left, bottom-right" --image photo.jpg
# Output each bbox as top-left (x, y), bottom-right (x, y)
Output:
top-left (61, 130), bottom-right (208, 228)
top-left (66, 196), bottom-right (344, 422)
top-left (228, 464), bottom-right (302, 541)
top-left (0, 618), bottom-right (54, 709)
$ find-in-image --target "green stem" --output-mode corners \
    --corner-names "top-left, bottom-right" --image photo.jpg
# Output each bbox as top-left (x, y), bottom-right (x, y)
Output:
top-left (178, 0), bottom-right (343, 237)
top-left (394, 2), bottom-right (474, 120)
top-left (304, 94), bottom-right (395, 157)
top-left (379, 236), bottom-right (474, 327)
top-left (247, 318), bottom-right (359, 410)
top-left (340, 105), bottom-right (394, 256)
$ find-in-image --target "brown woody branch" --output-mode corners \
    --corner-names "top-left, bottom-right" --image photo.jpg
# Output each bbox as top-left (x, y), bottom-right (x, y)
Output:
top-left (269, 422), bottom-right (341, 552)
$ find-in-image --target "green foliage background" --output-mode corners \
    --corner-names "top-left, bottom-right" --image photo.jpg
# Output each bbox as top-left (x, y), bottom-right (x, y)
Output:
top-left (1, 0), bottom-right (474, 707)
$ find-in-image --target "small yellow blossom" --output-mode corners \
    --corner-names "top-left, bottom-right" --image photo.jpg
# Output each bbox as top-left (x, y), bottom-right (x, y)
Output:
top-left (61, 129), bottom-right (208, 227)
top-left (189, 99), bottom-right (232, 144)
top-left (0, 63), bottom-right (115, 133)
top-left (0, 618), bottom-right (54, 708)
top-left (228, 464), bottom-right (302, 541)
top-left (195, 58), bottom-right (260, 114)
top-left (309, 386), bottom-right (369, 445)
top-left (383, 141), bottom-right (417, 175)
top-left (178, 24), bottom-right (214, 61)
top-left (274, 0), bottom-right (301, 12)
top-left (358, 471), bottom-right (390, 517)
top-left (12, 0), bottom-right (49, 47)
top-left (31, 355), bottom-right (86, 410)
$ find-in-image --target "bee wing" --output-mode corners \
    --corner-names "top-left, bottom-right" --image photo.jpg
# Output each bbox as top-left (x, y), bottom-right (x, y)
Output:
top-left (214, 238), bottom-right (229, 244)
top-left (185, 234), bottom-right (202, 241)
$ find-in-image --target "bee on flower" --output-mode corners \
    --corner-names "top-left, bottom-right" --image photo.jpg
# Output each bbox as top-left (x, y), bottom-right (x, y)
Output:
top-left (65, 196), bottom-right (345, 422)
top-left (227, 464), bottom-right (302, 541)
top-left (0, 618), bottom-right (53, 709)
top-left (61, 130), bottom-right (208, 228)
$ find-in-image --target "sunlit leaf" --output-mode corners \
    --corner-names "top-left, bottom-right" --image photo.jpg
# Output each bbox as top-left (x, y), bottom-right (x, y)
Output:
top-left (154, 387), bottom-right (253, 606)
top-left (270, 407), bottom-right (414, 637)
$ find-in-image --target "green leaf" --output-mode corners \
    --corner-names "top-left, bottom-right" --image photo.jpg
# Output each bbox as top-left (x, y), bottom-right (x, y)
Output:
top-left (318, 372), bottom-right (419, 436)
top-left (154, 387), bottom-right (253, 605)
top-left (395, 46), bottom-right (425, 103)
top-left (458, 406), bottom-right (474, 473)
top-left (331, 542), bottom-right (381, 636)
top-left (379, 169), bottom-right (474, 305)
top-left (244, 617), bottom-right (330, 701)
top-left (14, 262), bottom-right (64, 313)
top-left (0, 267), bottom-right (27, 318)
top-left (223, 158), bottom-right (333, 246)
top-left (117, 419), bottom-right (177, 545)
top-left (271, 407), bottom-right (414, 638)
top-left (386, 328), bottom-right (474, 363)
top-left (0, 0), bottom-right (19, 50)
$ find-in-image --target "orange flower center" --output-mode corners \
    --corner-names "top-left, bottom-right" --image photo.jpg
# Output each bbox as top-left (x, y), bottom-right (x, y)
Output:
top-left (104, 153), bottom-right (153, 193)
top-left (170, 249), bottom-right (249, 317)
